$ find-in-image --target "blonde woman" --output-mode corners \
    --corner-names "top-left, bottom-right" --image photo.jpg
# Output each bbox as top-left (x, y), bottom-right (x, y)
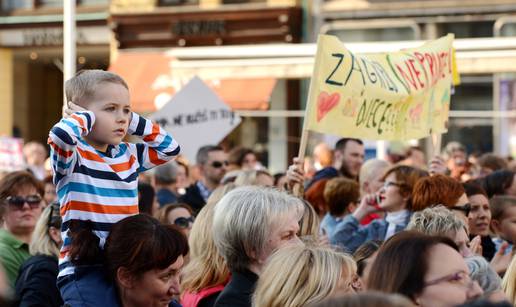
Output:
top-left (181, 183), bottom-right (235, 307)
top-left (14, 203), bottom-right (62, 306)
top-left (253, 244), bottom-right (357, 307)
top-left (503, 255), bottom-right (516, 305)
top-left (234, 170), bottom-right (274, 187)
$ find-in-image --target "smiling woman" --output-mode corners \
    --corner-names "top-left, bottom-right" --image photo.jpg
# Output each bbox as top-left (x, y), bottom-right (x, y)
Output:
top-left (104, 214), bottom-right (189, 307)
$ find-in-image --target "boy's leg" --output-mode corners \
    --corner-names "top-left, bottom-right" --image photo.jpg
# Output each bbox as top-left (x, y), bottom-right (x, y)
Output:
top-left (58, 265), bottom-right (120, 307)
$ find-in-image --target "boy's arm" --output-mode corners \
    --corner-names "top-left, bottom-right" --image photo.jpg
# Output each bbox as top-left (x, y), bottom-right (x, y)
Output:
top-left (47, 111), bottom-right (95, 177)
top-left (128, 112), bottom-right (180, 172)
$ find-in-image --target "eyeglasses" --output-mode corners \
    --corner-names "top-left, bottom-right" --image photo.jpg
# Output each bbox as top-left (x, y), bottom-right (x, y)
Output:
top-left (425, 271), bottom-right (475, 290)
top-left (451, 203), bottom-right (471, 216)
top-left (4, 195), bottom-right (42, 210)
top-left (174, 216), bottom-right (194, 228)
top-left (211, 161), bottom-right (229, 168)
top-left (383, 181), bottom-right (404, 189)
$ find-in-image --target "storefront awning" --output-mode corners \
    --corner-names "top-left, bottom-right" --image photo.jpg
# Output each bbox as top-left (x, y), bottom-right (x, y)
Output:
top-left (108, 51), bottom-right (276, 114)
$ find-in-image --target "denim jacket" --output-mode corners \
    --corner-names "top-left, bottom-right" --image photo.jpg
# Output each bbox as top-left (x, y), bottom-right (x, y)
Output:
top-left (331, 213), bottom-right (412, 254)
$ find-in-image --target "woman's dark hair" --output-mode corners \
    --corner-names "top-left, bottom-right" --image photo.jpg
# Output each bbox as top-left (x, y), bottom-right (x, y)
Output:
top-left (367, 231), bottom-right (458, 300)
top-left (463, 181), bottom-right (488, 198)
top-left (105, 214), bottom-right (188, 280)
top-left (137, 182), bottom-right (155, 215)
top-left (273, 172), bottom-right (285, 186)
top-left (228, 146), bottom-right (256, 167)
top-left (353, 240), bottom-right (382, 277)
top-left (156, 203), bottom-right (193, 225)
top-left (472, 170), bottom-right (514, 198)
top-left (69, 214), bottom-right (189, 274)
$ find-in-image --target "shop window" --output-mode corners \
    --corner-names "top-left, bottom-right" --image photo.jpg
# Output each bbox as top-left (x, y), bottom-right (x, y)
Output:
top-left (322, 21), bottom-right (420, 43)
top-left (36, 0), bottom-right (62, 7)
top-left (2, 0), bottom-right (33, 11)
top-left (327, 27), bottom-right (417, 42)
top-left (443, 76), bottom-right (494, 153)
top-left (439, 21), bottom-right (493, 38)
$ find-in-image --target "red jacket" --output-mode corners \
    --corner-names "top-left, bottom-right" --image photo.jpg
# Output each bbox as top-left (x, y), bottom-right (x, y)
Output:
top-left (181, 284), bottom-right (225, 307)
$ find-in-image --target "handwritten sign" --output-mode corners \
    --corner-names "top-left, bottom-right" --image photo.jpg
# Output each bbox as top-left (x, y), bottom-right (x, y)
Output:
top-left (150, 76), bottom-right (241, 162)
top-left (305, 34), bottom-right (459, 141)
top-left (0, 137), bottom-right (25, 173)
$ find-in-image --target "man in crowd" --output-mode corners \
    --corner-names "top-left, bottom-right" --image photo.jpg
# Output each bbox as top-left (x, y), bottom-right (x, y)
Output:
top-left (180, 145), bottom-right (228, 213)
top-left (153, 162), bottom-right (180, 207)
top-left (290, 138), bottom-right (365, 191)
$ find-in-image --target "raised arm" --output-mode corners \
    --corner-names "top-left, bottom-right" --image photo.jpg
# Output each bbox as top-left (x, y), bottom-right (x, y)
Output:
top-left (128, 112), bottom-right (180, 173)
top-left (48, 104), bottom-right (94, 179)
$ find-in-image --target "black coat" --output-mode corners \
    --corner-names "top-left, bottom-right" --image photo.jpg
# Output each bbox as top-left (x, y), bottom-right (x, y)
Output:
top-left (179, 183), bottom-right (206, 214)
top-left (14, 254), bottom-right (63, 307)
top-left (214, 270), bottom-right (258, 307)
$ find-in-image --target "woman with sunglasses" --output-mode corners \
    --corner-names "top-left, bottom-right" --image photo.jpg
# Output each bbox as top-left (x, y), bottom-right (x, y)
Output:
top-left (331, 165), bottom-right (428, 253)
top-left (157, 203), bottom-right (195, 238)
top-left (0, 171), bottom-right (44, 288)
top-left (14, 202), bottom-right (63, 307)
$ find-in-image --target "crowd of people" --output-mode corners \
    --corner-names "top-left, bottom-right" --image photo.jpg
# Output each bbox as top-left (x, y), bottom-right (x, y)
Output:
top-left (1, 69), bottom-right (516, 307)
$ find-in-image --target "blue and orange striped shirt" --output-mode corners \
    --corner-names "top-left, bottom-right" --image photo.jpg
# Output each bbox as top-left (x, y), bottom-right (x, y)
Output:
top-left (48, 111), bottom-right (180, 277)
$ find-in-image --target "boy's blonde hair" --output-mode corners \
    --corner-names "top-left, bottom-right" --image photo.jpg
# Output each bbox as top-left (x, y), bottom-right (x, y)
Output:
top-left (253, 244), bottom-right (356, 307)
top-left (65, 69), bottom-right (128, 106)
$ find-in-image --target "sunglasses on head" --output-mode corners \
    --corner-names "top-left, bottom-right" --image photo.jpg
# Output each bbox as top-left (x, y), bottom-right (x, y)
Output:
top-left (174, 216), bottom-right (194, 228)
top-left (211, 161), bottom-right (229, 168)
top-left (4, 195), bottom-right (42, 210)
top-left (451, 203), bottom-right (471, 216)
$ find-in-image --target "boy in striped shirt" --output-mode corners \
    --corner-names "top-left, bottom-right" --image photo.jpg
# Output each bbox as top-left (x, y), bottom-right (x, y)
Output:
top-left (48, 70), bottom-right (180, 305)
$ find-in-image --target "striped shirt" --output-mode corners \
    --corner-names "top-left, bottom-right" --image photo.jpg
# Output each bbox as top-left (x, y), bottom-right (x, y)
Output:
top-left (48, 111), bottom-right (180, 278)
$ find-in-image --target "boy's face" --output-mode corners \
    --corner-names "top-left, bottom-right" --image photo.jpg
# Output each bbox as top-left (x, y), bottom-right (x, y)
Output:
top-left (84, 82), bottom-right (131, 152)
top-left (492, 206), bottom-right (516, 243)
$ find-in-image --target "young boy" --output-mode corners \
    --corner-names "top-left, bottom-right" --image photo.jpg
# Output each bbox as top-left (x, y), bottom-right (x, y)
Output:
top-left (48, 70), bottom-right (180, 304)
top-left (490, 195), bottom-right (516, 255)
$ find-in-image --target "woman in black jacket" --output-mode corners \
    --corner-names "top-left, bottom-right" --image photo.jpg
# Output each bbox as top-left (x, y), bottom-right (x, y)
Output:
top-left (14, 202), bottom-right (63, 307)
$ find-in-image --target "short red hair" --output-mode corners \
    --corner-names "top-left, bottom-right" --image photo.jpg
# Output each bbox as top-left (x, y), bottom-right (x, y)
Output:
top-left (412, 174), bottom-right (465, 212)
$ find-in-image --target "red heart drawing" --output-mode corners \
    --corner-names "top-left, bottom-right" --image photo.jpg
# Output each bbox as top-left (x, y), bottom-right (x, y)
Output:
top-left (317, 91), bottom-right (340, 122)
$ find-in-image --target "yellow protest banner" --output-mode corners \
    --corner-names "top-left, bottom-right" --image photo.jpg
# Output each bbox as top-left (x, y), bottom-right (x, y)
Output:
top-left (305, 34), bottom-right (459, 141)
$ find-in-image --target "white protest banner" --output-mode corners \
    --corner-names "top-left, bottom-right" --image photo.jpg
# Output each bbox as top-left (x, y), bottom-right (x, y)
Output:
top-left (0, 137), bottom-right (25, 172)
top-left (150, 76), bottom-right (241, 163)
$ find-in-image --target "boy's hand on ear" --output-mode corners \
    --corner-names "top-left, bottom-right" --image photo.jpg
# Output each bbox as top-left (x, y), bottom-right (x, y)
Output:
top-left (64, 102), bottom-right (87, 118)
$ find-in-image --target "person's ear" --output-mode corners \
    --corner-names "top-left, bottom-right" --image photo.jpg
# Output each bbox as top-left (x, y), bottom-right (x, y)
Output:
top-left (491, 219), bottom-right (502, 235)
top-left (48, 227), bottom-right (61, 245)
top-left (348, 202), bottom-right (357, 214)
top-left (117, 267), bottom-right (134, 289)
